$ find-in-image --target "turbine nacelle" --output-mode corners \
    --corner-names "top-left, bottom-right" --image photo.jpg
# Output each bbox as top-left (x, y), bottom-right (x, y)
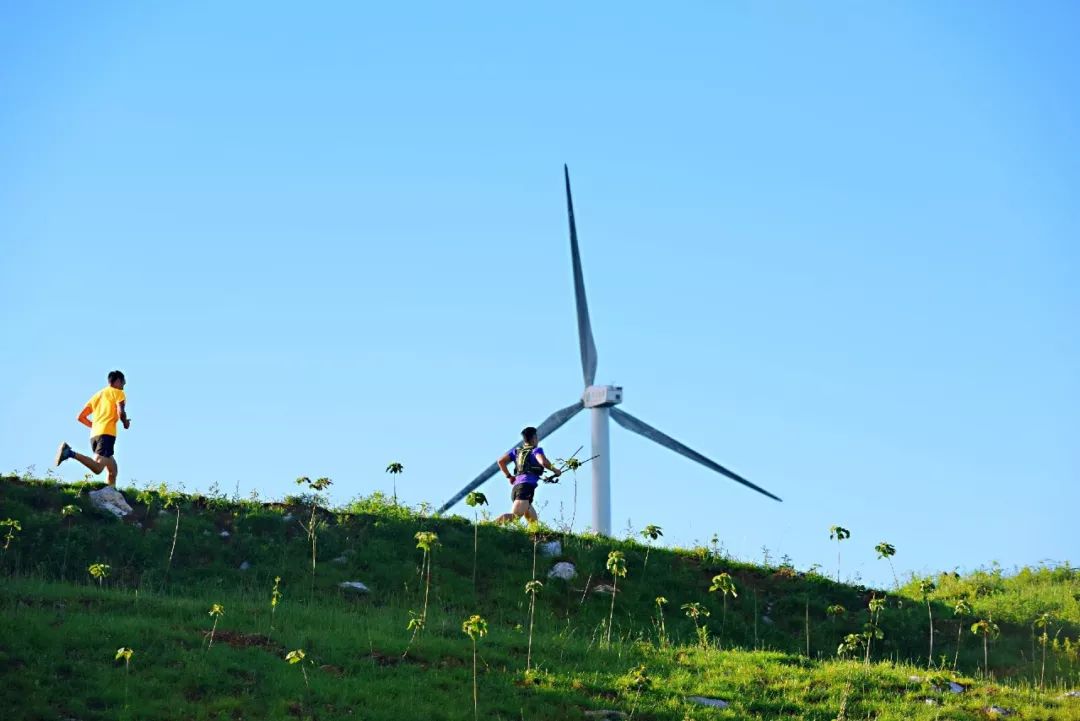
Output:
top-left (582, 385), bottom-right (623, 409)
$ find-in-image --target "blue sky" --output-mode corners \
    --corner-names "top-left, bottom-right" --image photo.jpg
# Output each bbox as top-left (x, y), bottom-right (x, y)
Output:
top-left (1, 2), bottom-right (1077, 587)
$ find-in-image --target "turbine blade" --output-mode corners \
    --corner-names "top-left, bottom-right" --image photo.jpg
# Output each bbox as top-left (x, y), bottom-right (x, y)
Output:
top-left (565, 165), bottom-right (598, 387)
top-left (610, 407), bottom-right (782, 502)
top-left (437, 400), bottom-right (585, 513)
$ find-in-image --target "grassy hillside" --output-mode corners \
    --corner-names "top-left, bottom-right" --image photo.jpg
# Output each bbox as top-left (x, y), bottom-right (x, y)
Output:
top-left (1, 475), bottom-right (1077, 720)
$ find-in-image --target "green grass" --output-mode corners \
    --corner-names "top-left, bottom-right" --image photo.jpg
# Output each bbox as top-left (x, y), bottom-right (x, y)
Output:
top-left (1, 475), bottom-right (1078, 720)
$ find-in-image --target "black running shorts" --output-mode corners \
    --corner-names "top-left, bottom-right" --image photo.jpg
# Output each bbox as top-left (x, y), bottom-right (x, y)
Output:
top-left (511, 482), bottom-right (536, 503)
top-left (90, 435), bottom-right (116, 458)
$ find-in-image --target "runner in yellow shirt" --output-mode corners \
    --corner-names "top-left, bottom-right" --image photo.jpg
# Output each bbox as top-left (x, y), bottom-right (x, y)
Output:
top-left (55, 370), bottom-right (131, 486)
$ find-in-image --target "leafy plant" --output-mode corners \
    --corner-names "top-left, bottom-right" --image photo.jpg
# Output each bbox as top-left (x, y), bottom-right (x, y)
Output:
top-left (88, 563), bottom-right (110, 589)
top-left (269, 576), bottom-right (283, 639)
top-left (682, 602), bottom-right (711, 649)
top-left (605, 550), bottom-right (627, 647)
top-left (115, 647), bottom-right (133, 708)
top-left (60, 505), bottom-right (80, 579)
top-left (285, 649), bottom-right (309, 689)
top-left (1034, 612), bottom-right (1052, 688)
top-left (828, 525), bottom-right (850, 583)
top-left (405, 531), bottom-right (439, 654)
top-left (952, 598), bottom-right (972, 670)
top-left (655, 596), bottom-right (668, 647)
top-left (875, 541), bottom-right (899, 591)
top-left (709, 572), bottom-right (738, 648)
top-left (1, 518), bottom-right (21, 553)
top-left (837, 632), bottom-right (864, 658)
top-left (295, 476), bottom-right (333, 597)
top-left (524, 579), bottom-right (542, 672)
top-left (971, 617), bottom-right (1000, 677)
top-left (465, 491), bottom-right (488, 592)
top-left (826, 604), bottom-right (847, 619)
top-left (385, 462), bottom-right (404, 505)
top-left (640, 524), bottom-right (663, 573)
top-left (864, 594), bottom-right (886, 665)
top-left (159, 484), bottom-right (183, 590)
top-left (919, 579), bottom-right (936, 667)
top-left (462, 615), bottom-right (488, 721)
top-left (206, 603), bottom-right (224, 650)
top-left (554, 450), bottom-right (589, 531)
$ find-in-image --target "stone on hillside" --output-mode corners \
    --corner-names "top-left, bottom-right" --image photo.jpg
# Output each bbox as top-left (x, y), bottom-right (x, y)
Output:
top-left (88, 486), bottom-right (133, 518)
top-left (761, 615), bottom-right (773, 625)
top-left (986, 706), bottom-right (1015, 717)
top-left (219, 530), bottom-right (230, 538)
top-left (331, 555), bottom-right (349, 564)
top-left (591, 583), bottom-right (616, 595)
top-left (1063, 690), bottom-right (1080, 698)
top-left (239, 561), bottom-right (251, 571)
top-left (908, 675), bottom-right (923, 683)
top-left (923, 698), bottom-right (938, 706)
top-left (687, 696), bottom-right (730, 709)
top-left (948, 682), bottom-right (966, 694)
top-left (548, 562), bottom-right (576, 581)
top-left (539, 540), bottom-right (562, 557)
top-left (339, 581), bottom-right (370, 593)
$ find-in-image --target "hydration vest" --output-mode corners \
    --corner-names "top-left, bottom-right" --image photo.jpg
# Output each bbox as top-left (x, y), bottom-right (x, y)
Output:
top-left (514, 444), bottom-right (544, 479)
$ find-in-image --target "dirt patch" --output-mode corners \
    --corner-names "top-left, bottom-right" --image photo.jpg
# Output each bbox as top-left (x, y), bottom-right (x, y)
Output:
top-left (206, 629), bottom-right (284, 653)
top-left (369, 650), bottom-right (428, 668)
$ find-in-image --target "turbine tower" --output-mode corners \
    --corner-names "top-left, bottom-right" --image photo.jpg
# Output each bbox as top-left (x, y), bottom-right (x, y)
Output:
top-left (438, 166), bottom-right (782, 534)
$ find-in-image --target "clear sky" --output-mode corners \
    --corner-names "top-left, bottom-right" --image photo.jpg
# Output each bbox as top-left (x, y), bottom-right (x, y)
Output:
top-left (2, 2), bottom-right (1077, 587)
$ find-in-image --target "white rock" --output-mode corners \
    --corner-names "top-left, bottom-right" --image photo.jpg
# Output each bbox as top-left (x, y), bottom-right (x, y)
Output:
top-left (923, 698), bottom-right (938, 706)
top-left (908, 675), bottom-right (923, 683)
top-left (688, 696), bottom-right (729, 708)
top-left (548, 562), bottom-right (576, 581)
top-left (88, 486), bottom-right (133, 518)
top-left (1063, 690), bottom-right (1080, 698)
top-left (539, 540), bottom-right (562, 557)
top-left (219, 530), bottom-right (230, 538)
top-left (339, 581), bottom-right (370, 593)
top-left (948, 682), bottom-right (966, 694)
top-left (331, 555), bottom-right (349, 564)
top-left (592, 583), bottom-right (616, 595)
top-left (239, 561), bottom-right (251, 571)
top-left (986, 706), bottom-right (1015, 717)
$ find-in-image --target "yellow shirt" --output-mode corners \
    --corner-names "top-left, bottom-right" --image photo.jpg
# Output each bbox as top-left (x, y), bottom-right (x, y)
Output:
top-left (87, 386), bottom-right (126, 437)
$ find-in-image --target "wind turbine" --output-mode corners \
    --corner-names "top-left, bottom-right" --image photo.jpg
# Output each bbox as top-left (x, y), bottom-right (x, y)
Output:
top-left (438, 166), bottom-right (782, 534)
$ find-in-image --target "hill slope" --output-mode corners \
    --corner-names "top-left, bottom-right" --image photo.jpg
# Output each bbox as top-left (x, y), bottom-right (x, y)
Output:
top-left (1, 475), bottom-right (1077, 720)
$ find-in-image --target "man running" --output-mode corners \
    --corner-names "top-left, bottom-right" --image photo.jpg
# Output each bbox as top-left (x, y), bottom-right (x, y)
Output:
top-left (494, 426), bottom-right (561, 524)
top-left (54, 370), bottom-right (131, 486)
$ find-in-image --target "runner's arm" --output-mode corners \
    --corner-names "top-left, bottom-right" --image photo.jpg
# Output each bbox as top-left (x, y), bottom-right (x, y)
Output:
top-left (497, 453), bottom-right (514, 482)
top-left (119, 400), bottom-right (130, 429)
top-left (536, 453), bottom-right (561, 477)
top-left (77, 405), bottom-right (93, 429)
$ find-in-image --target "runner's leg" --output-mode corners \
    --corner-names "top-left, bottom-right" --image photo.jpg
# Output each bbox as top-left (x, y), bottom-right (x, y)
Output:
top-left (100, 456), bottom-right (118, 486)
top-left (69, 451), bottom-right (107, 476)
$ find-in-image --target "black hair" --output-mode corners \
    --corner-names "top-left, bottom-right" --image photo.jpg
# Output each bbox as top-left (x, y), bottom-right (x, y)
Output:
top-left (521, 426), bottom-right (538, 443)
top-left (108, 370), bottom-right (125, 384)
